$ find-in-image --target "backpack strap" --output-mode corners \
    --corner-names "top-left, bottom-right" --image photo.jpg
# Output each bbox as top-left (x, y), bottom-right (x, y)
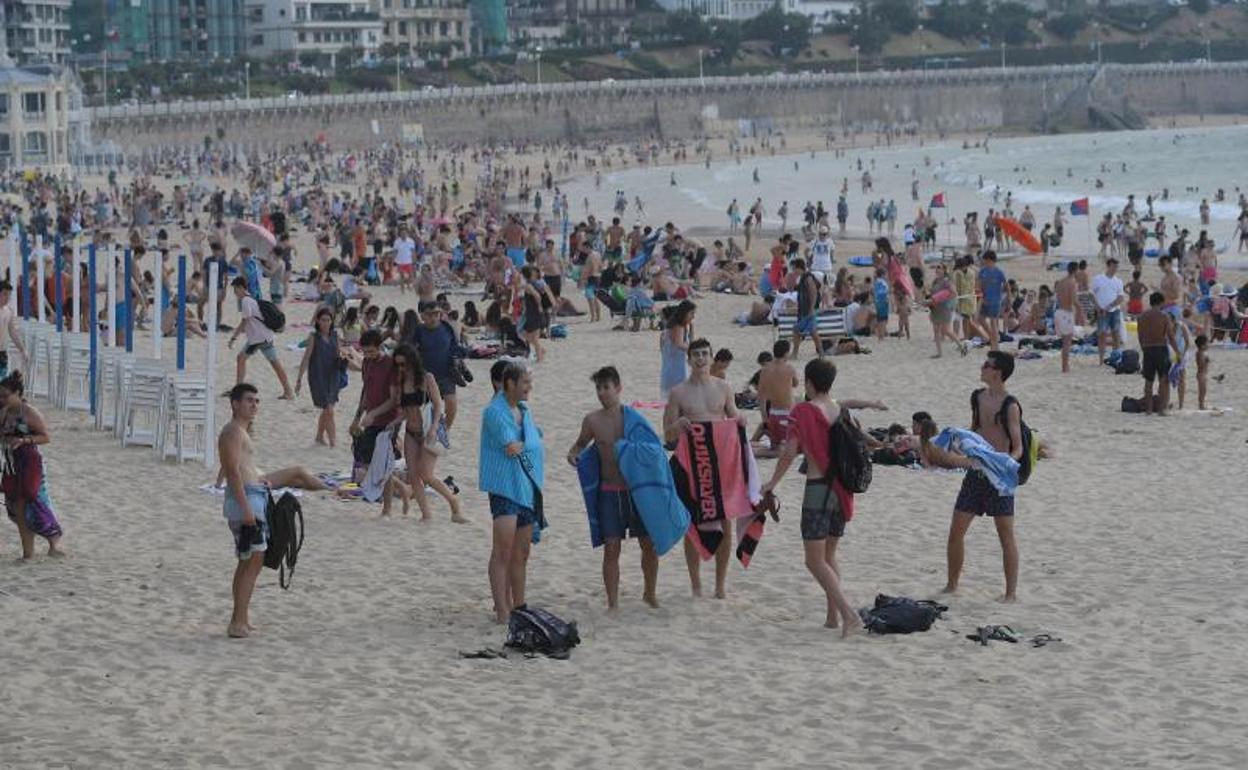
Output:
top-left (998, 395), bottom-right (1021, 453)
top-left (970, 388), bottom-right (984, 431)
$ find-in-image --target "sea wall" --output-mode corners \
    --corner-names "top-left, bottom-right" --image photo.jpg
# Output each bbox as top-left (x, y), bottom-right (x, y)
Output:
top-left (82, 61), bottom-right (1248, 155)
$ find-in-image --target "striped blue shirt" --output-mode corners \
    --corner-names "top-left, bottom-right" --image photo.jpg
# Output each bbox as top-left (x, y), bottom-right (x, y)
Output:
top-left (478, 392), bottom-right (544, 508)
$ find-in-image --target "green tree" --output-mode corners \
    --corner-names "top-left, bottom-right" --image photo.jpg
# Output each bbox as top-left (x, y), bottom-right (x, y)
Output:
top-left (743, 4), bottom-right (812, 56)
top-left (1189, 0), bottom-right (1210, 13)
top-left (876, 0), bottom-right (919, 35)
top-left (928, 0), bottom-right (989, 42)
top-left (1046, 12), bottom-right (1089, 40)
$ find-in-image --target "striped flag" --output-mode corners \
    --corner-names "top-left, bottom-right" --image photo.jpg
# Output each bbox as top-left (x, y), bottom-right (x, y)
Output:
top-left (1070, 197), bottom-right (1089, 216)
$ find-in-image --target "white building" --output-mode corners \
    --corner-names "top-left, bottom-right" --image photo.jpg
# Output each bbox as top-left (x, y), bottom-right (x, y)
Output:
top-left (246, 0), bottom-right (383, 64)
top-left (657, 0), bottom-right (852, 22)
top-left (1, 0), bottom-right (70, 65)
top-left (0, 63), bottom-right (79, 170)
top-left (376, 0), bottom-right (472, 60)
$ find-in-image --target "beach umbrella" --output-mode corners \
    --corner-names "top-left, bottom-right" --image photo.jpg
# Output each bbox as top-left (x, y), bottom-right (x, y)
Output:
top-left (231, 221), bottom-right (277, 255)
top-left (995, 217), bottom-right (1043, 255)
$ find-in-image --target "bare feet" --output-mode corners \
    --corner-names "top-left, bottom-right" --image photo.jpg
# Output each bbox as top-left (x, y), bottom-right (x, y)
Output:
top-left (840, 615), bottom-right (864, 639)
top-left (606, 606), bottom-right (619, 617)
top-left (998, 593), bottom-right (1018, 603)
top-left (47, 546), bottom-right (67, 559)
top-left (940, 584), bottom-right (958, 595)
top-left (450, 498), bottom-right (467, 523)
top-left (314, 436), bottom-right (327, 446)
top-left (227, 623), bottom-right (250, 639)
top-left (713, 588), bottom-right (726, 599)
top-left (643, 594), bottom-right (659, 609)
top-left (279, 391), bottom-right (295, 400)
top-left (690, 583), bottom-right (702, 598)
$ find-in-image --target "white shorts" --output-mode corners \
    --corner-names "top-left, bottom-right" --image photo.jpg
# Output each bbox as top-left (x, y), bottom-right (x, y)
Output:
top-left (1054, 308), bottom-right (1075, 337)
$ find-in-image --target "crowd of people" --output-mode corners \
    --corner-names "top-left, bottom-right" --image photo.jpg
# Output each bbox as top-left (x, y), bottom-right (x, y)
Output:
top-left (0, 130), bottom-right (1240, 643)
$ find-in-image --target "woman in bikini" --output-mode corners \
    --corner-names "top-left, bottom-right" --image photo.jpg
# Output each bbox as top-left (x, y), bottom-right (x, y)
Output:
top-left (391, 344), bottom-right (463, 522)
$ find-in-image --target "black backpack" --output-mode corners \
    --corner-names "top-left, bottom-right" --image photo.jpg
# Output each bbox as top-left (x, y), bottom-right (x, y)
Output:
top-left (1108, 349), bottom-right (1140, 375)
top-left (505, 605), bottom-right (581, 659)
top-left (860, 594), bottom-right (948, 634)
top-left (827, 408), bottom-right (873, 493)
top-left (972, 389), bottom-right (1037, 486)
top-left (264, 492), bottom-right (305, 589)
top-left (257, 299), bottom-right (286, 333)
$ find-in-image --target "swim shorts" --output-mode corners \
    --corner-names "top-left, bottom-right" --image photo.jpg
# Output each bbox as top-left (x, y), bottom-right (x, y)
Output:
top-left (766, 409), bottom-right (791, 445)
top-left (954, 470), bottom-right (1014, 517)
top-left (229, 518), bottom-right (270, 560)
top-left (583, 277), bottom-right (600, 299)
top-left (875, 302), bottom-right (890, 322)
top-left (546, 275), bottom-right (563, 298)
top-left (242, 340), bottom-right (279, 363)
top-left (801, 479), bottom-right (846, 540)
top-left (597, 485), bottom-right (648, 540)
top-left (1141, 345), bottom-right (1170, 383)
top-left (1053, 308), bottom-right (1075, 337)
top-left (794, 314), bottom-right (817, 336)
top-left (979, 299), bottom-right (1002, 319)
top-left (489, 494), bottom-right (538, 528)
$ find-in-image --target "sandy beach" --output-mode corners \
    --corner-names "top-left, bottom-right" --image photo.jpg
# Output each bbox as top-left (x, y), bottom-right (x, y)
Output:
top-left (2, 133), bottom-right (1246, 769)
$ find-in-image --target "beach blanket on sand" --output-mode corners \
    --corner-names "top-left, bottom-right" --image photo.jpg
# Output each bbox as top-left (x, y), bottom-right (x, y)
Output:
top-left (669, 420), bottom-right (765, 564)
top-left (576, 407), bottom-right (690, 556)
top-left (931, 428), bottom-right (1018, 496)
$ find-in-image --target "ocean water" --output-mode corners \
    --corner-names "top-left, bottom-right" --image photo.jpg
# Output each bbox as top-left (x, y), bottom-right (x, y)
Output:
top-left (562, 123), bottom-right (1248, 264)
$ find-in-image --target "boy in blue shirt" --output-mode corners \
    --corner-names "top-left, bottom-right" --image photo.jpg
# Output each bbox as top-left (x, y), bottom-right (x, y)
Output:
top-left (977, 251), bottom-right (1007, 351)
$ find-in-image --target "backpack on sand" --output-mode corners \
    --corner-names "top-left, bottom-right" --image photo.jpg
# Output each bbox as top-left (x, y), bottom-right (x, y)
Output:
top-left (505, 605), bottom-right (581, 659)
top-left (860, 594), bottom-right (948, 635)
top-left (257, 298), bottom-right (286, 333)
top-left (264, 492), bottom-right (305, 590)
top-left (972, 389), bottom-right (1038, 486)
top-left (827, 409), bottom-right (873, 493)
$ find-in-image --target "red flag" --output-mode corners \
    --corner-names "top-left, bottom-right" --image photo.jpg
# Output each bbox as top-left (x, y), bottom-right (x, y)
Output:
top-left (1070, 198), bottom-right (1089, 216)
top-left (929, 192), bottom-right (946, 209)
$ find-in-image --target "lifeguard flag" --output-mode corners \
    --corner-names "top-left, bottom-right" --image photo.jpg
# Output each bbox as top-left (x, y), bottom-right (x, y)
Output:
top-left (1070, 198), bottom-right (1089, 216)
top-left (929, 192), bottom-right (946, 209)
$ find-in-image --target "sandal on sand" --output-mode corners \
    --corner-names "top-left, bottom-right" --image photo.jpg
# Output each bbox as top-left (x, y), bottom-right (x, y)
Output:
top-left (459, 648), bottom-right (508, 660)
top-left (966, 625), bottom-right (1019, 646)
top-left (1030, 633), bottom-right (1062, 648)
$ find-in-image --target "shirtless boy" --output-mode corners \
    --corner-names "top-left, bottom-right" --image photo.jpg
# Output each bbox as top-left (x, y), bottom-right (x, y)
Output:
top-left (582, 246), bottom-right (604, 323)
top-left (944, 351), bottom-right (1024, 602)
top-left (567, 367), bottom-right (659, 611)
top-left (1137, 292), bottom-right (1181, 416)
top-left (218, 383), bottom-right (268, 639)
top-left (754, 340), bottom-right (799, 458)
top-left (1053, 261), bottom-right (1079, 373)
top-left (663, 338), bottom-right (743, 599)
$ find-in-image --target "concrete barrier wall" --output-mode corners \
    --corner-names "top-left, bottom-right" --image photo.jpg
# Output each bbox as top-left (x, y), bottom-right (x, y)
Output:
top-left (84, 62), bottom-right (1248, 154)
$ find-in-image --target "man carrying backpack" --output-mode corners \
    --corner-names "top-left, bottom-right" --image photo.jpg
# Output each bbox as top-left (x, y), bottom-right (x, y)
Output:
top-left (227, 276), bottom-right (294, 400)
top-left (762, 358), bottom-right (886, 637)
top-left (944, 351), bottom-right (1023, 602)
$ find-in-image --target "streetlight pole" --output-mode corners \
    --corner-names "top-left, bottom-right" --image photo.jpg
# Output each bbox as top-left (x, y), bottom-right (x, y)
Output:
top-left (1206, 38), bottom-right (1212, 65)
top-left (396, 52), bottom-right (401, 93)
top-left (1000, 41), bottom-right (1006, 73)
top-left (535, 46), bottom-right (542, 91)
top-left (244, 61), bottom-right (251, 100)
top-left (852, 45), bottom-right (859, 80)
top-left (698, 48), bottom-right (704, 87)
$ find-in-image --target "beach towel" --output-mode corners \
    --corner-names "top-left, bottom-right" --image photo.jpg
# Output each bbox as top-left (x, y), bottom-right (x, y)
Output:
top-left (930, 428), bottom-right (1019, 496)
top-left (1, 446), bottom-right (61, 540)
top-left (669, 420), bottom-right (764, 562)
top-left (577, 408), bottom-right (691, 556)
top-left (360, 425), bottom-right (400, 503)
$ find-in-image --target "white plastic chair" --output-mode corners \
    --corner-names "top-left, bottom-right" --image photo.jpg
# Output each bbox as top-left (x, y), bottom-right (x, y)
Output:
top-left (56, 333), bottom-right (92, 411)
top-left (158, 374), bottom-right (209, 463)
top-left (119, 358), bottom-right (167, 448)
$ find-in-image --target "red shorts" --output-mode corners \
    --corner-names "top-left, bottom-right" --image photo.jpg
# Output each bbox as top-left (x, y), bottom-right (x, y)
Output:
top-left (398, 264), bottom-right (414, 276)
top-left (767, 410), bottom-right (791, 444)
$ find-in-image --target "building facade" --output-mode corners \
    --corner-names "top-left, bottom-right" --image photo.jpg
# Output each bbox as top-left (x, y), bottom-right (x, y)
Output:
top-left (246, 0), bottom-right (382, 64)
top-left (656, 0), bottom-right (795, 21)
top-left (148, 0), bottom-right (246, 61)
top-left (0, 64), bottom-right (79, 169)
top-left (2, 1), bottom-right (70, 64)
top-left (376, 0), bottom-right (471, 61)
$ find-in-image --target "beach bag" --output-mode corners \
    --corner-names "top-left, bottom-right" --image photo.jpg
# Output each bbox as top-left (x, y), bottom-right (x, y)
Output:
top-left (264, 492), bottom-right (305, 590)
top-left (972, 390), bottom-right (1038, 486)
top-left (505, 604), bottom-right (581, 659)
top-left (1107, 349), bottom-right (1139, 375)
top-left (257, 298), bottom-right (286, 333)
top-left (827, 409), bottom-right (873, 493)
top-left (861, 595), bottom-right (947, 635)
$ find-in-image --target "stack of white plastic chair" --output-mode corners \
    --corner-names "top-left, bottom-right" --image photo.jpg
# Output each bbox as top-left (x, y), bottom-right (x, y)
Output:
top-left (93, 347), bottom-right (125, 431)
top-left (24, 323), bottom-right (59, 401)
top-left (56, 332), bottom-right (92, 412)
top-left (119, 357), bottom-right (167, 448)
top-left (157, 372), bottom-right (209, 463)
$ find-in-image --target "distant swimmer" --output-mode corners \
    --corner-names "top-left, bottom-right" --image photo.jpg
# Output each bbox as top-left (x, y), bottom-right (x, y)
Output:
top-left (670, 172), bottom-right (677, 186)
top-left (753, 168), bottom-right (760, 184)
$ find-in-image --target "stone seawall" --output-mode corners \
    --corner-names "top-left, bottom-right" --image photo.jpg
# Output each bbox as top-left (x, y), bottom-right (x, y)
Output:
top-left (83, 62), bottom-right (1248, 155)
